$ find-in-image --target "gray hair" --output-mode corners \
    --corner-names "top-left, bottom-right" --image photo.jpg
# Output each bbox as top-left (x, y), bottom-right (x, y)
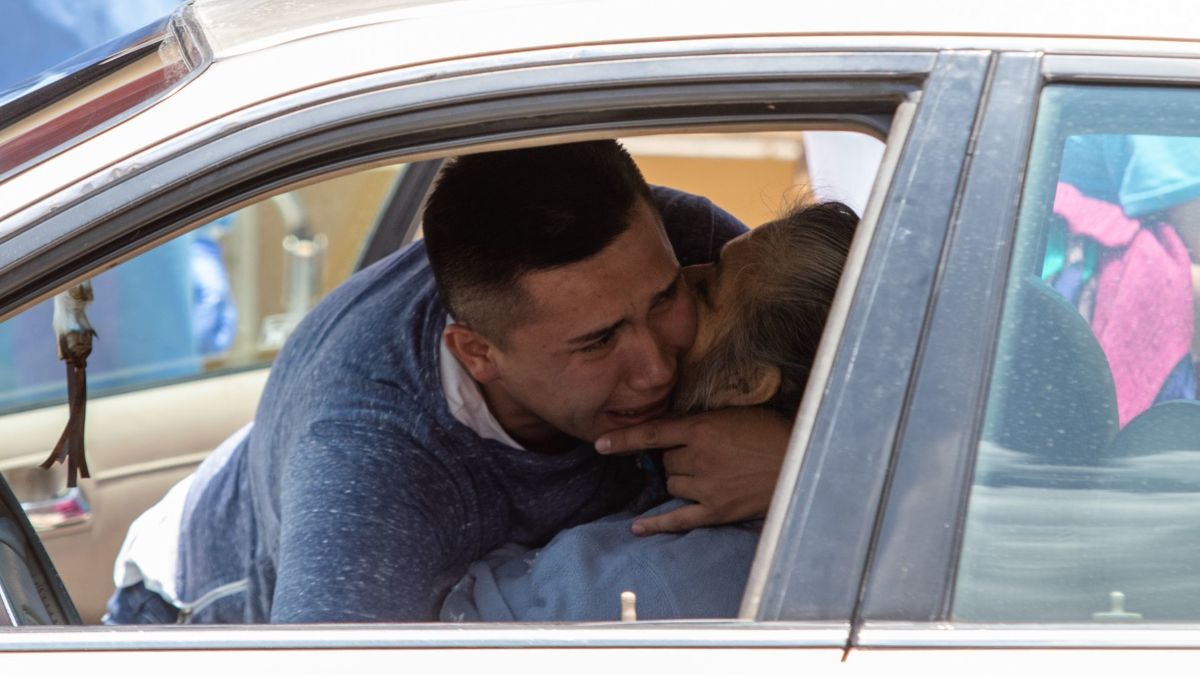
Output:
top-left (675, 201), bottom-right (858, 415)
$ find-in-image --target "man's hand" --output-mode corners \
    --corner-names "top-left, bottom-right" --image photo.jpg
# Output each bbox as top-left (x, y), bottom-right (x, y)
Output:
top-left (595, 407), bottom-right (791, 535)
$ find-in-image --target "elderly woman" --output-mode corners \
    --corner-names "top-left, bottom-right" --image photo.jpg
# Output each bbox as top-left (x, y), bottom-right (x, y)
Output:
top-left (441, 200), bottom-right (859, 622)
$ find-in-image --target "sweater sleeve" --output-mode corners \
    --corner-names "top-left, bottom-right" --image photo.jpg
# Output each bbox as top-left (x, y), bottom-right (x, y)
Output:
top-left (650, 185), bottom-right (749, 266)
top-left (269, 412), bottom-right (471, 623)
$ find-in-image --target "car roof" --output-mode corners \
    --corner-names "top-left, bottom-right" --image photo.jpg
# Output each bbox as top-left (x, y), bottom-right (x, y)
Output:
top-left (187, 0), bottom-right (1200, 61)
top-left (5, 0), bottom-right (1200, 242)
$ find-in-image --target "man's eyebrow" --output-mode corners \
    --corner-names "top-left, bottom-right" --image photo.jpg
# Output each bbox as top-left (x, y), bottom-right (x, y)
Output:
top-left (565, 271), bottom-right (681, 347)
top-left (567, 318), bottom-right (625, 346)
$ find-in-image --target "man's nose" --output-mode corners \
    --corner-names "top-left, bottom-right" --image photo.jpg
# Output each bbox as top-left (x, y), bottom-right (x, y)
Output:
top-left (626, 326), bottom-right (674, 393)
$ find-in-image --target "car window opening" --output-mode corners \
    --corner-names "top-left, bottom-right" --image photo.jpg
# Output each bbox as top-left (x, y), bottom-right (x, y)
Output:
top-left (0, 129), bottom-right (883, 625)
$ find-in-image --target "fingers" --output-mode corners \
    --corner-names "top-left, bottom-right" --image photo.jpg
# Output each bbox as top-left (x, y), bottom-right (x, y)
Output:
top-left (665, 474), bottom-right (699, 501)
top-left (594, 417), bottom-right (691, 455)
top-left (632, 503), bottom-right (716, 536)
top-left (661, 447), bottom-right (697, 476)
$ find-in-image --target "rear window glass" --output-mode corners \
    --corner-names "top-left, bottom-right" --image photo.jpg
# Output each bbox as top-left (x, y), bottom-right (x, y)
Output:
top-left (0, 16), bottom-right (200, 180)
top-left (955, 84), bottom-right (1200, 622)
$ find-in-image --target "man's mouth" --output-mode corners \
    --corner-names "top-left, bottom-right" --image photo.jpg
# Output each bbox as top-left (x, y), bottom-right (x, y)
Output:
top-left (607, 398), bottom-right (669, 422)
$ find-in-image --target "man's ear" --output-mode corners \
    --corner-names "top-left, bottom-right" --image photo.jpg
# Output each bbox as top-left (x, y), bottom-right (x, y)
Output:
top-left (722, 364), bottom-right (782, 407)
top-left (443, 323), bottom-right (501, 383)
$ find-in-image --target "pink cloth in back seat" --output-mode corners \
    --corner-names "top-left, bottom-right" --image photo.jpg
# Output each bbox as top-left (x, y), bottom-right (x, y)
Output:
top-left (1053, 182), bottom-right (1194, 427)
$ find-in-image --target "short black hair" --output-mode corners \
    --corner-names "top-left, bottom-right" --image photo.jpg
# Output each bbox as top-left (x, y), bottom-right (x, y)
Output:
top-left (423, 140), bottom-right (653, 342)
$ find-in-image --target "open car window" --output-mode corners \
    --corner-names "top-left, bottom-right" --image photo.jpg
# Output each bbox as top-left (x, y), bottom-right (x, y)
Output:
top-left (0, 129), bottom-right (883, 625)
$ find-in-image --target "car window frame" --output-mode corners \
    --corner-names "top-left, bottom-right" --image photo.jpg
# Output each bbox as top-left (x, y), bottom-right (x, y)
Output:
top-left (0, 44), bottom-right (970, 647)
top-left (857, 51), bottom-right (1200, 648)
top-left (748, 49), bottom-right (993, 623)
top-left (0, 48), bottom-right (926, 315)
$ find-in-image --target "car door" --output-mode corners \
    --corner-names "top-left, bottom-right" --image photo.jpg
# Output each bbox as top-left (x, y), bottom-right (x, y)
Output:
top-left (849, 48), bottom-right (1200, 665)
top-left (0, 39), bottom-right (985, 666)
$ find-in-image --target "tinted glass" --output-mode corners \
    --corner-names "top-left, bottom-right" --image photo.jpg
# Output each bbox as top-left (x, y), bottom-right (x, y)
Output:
top-left (956, 85), bottom-right (1200, 622)
top-left (0, 17), bottom-right (170, 107)
top-left (0, 18), bottom-right (196, 179)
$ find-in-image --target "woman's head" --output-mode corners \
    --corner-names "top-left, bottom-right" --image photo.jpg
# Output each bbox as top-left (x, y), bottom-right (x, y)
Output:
top-left (675, 201), bottom-right (859, 414)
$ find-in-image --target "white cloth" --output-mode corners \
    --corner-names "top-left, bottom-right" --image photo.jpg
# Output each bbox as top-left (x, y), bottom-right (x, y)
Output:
top-left (110, 473), bottom-right (192, 602)
top-left (111, 423), bottom-right (251, 601)
top-left (438, 320), bottom-right (523, 450)
top-left (801, 131), bottom-right (885, 216)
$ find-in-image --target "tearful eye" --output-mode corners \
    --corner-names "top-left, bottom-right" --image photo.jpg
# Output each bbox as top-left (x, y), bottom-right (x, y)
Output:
top-left (579, 332), bottom-right (615, 353)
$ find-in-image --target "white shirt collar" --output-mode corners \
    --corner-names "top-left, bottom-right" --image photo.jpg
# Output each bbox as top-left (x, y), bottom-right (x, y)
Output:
top-left (438, 319), bottom-right (524, 450)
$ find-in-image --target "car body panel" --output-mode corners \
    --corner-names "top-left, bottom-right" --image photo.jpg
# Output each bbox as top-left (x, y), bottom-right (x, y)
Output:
top-left (2, 646), bottom-right (1194, 674)
top-left (752, 50), bottom-right (990, 621)
top-left (188, 0), bottom-right (1200, 60)
top-left (846, 648), bottom-right (1200, 672)
top-left (8, 0), bottom-right (1200, 229)
top-left (0, 644), bottom-right (844, 673)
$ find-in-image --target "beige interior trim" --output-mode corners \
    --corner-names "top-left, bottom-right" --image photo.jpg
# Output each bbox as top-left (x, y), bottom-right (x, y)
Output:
top-left (0, 367), bottom-right (267, 622)
top-left (0, 368), bottom-right (266, 474)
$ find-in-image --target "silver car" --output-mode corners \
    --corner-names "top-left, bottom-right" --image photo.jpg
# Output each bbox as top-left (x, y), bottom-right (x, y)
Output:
top-left (3, 0), bottom-right (1200, 669)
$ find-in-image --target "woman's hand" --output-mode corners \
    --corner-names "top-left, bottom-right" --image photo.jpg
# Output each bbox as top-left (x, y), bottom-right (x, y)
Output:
top-left (595, 407), bottom-right (792, 535)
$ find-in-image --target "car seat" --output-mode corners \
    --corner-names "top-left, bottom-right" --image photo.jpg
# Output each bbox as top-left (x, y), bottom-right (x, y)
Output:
top-left (960, 275), bottom-right (1200, 621)
top-left (980, 273), bottom-right (1119, 466)
top-left (956, 273), bottom-right (1123, 621)
top-left (1081, 398), bottom-right (1200, 620)
top-left (1106, 399), bottom-right (1200, 457)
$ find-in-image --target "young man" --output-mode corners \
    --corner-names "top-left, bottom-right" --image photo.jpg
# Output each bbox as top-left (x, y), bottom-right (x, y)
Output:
top-left (108, 140), bottom-right (791, 624)
top-left (440, 201), bottom-right (860, 621)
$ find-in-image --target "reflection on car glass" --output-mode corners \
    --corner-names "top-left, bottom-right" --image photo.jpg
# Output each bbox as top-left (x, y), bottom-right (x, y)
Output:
top-left (959, 85), bottom-right (1200, 623)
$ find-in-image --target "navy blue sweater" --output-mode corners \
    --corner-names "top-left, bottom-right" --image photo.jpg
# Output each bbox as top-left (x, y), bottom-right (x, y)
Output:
top-left (176, 187), bottom-right (746, 622)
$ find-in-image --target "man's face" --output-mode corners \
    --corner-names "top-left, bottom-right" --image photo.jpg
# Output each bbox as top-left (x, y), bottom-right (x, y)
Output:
top-left (487, 197), bottom-right (696, 444)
